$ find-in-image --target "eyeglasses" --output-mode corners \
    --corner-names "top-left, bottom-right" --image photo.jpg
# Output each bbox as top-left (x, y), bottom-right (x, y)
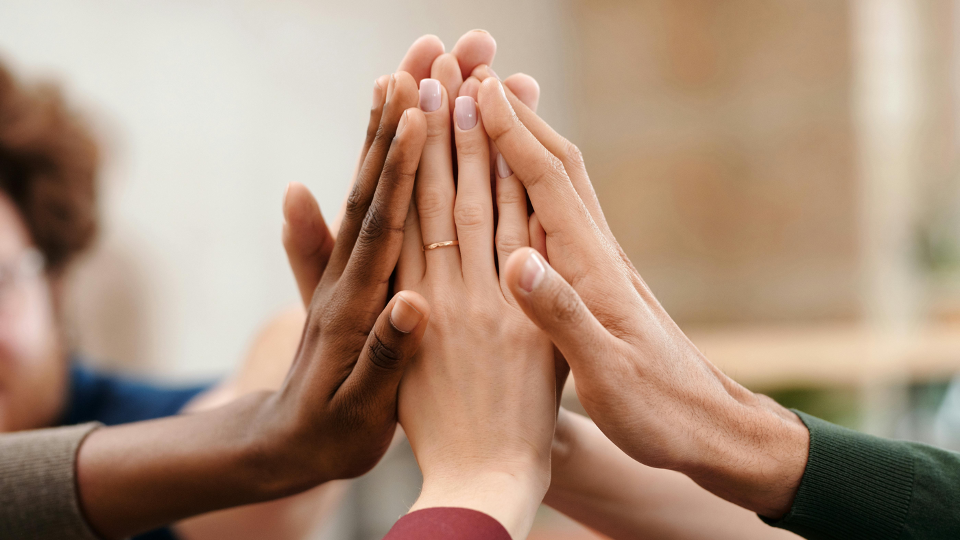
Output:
top-left (0, 248), bottom-right (45, 310)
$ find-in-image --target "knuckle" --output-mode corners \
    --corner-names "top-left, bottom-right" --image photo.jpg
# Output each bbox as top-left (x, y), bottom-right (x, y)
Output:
top-left (562, 140), bottom-right (585, 170)
top-left (495, 182), bottom-right (526, 207)
top-left (367, 331), bottom-right (403, 370)
top-left (417, 186), bottom-right (451, 220)
top-left (526, 150), bottom-right (567, 190)
top-left (545, 283), bottom-right (585, 325)
top-left (455, 135), bottom-right (487, 159)
top-left (453, 202), bottom-right (487, 230)
top-left (495, 230), bottom-right (525, 256)
top-left (358, 206), bottom-right (403, 244)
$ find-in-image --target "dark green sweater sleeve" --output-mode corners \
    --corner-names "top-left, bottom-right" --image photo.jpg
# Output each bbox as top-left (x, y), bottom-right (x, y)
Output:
top-left (763, 410), bottom-right (960, 539)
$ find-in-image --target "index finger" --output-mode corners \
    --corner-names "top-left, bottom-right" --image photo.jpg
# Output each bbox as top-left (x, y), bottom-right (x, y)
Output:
top-left (477, 78), bottom-right (596, 249)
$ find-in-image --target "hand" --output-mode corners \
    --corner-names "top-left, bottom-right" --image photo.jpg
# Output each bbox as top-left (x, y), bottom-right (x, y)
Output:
top-left (392, 64), bottom-right (556, 539)
top-left (284, 30), bottom-right (501, 307)
top-left (76, 71), bottom-right (429, 540)
top-left (473, 75), bottom-right (809, 519)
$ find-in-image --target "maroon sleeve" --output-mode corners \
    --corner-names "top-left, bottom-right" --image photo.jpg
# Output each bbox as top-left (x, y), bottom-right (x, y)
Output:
top-left (382, 507), bottom-right (511, 540)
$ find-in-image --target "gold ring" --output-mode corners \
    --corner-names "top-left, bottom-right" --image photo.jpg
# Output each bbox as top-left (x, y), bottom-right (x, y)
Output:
top-left (423, 240), bottom-right (459, 251)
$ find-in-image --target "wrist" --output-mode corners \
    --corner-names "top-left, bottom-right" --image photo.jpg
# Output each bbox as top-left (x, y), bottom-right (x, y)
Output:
top-left (412, 461), bottom-right (549, 540)
top-left (678, 393), bottom-right (809, 518)
top-left (247, 391), bottom-right (334, 496)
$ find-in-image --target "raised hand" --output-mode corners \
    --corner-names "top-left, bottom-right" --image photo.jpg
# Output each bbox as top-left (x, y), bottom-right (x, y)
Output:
top-left (473, 74), bottom-right (809, 519)
top-left (391, 69), bottom-right (556, 539)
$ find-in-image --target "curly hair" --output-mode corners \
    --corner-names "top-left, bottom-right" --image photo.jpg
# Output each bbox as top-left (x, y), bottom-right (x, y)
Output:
top-left (0, 60), bottom-right (99, 273)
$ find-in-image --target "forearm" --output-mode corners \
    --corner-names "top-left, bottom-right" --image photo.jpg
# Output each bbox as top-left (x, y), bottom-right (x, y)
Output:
top-left (76, 392), bottom-right (310, 540)
top-left (546, 410), bottom-right (799, 540)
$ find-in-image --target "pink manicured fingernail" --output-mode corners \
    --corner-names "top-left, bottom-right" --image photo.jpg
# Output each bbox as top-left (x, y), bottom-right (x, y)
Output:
top-left (391, 295), bottom-right (423, 333)
top-left (488, 67), bottom-right (500, 81)
top-left (520, 251), bottom-right (546, 292)
top-left (496, 152), bottom-right (512, 178)
top-left (372, 79), bottom-right (383, 108)
top-left (419, 78), bottom-right (442, 112)
top-left (455, 96), bottom-right (477, 130)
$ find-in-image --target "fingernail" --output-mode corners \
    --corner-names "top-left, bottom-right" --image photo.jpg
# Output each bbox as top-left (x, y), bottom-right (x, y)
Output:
top-left (496, 152), bottom-right (512, 178)
top-left (391, 295), bottom-right (423, 333)
top-left (386, 74), bottom-right (397, 103)
top-left (396, 110), bottom-right (409, 137)
top-left (520, 251), bottom-right (546, 293)
top-left (455, 96), bottom-right (477, 130)
top-left (372, 79), bottom-right (383, 109)
top-left (488, 66), bottom-right (500, 81)
top-left (419, 78), bottom-right (441, 113)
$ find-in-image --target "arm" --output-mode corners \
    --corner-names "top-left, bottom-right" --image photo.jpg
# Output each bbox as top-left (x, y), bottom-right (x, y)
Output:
top-left (473, 74), bottom-right (960, 539)
top-left (75, 69), bottom-right (431, 540)
top-left (547, 409), bottom-right (801, 540)
top-left (0, 424), bottom-right (102, 540)
top-left (387, 61), bottom-right (557, 540)
top-left (173, 32), bottom-right (503, 540)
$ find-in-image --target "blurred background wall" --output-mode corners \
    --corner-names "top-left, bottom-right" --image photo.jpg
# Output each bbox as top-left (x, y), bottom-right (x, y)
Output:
top-left (6, 0), bottom-right (960, 538)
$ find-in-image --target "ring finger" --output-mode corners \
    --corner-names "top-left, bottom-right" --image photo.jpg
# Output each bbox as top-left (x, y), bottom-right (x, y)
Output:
top-left (415, 78), bottom-right (461, 273)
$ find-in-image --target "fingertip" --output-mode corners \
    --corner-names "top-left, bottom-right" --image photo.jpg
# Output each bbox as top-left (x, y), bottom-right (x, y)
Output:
top-left (505, 247), bottom-right (544, 296)
top-left (399, 35), bottom-right (446, 81)
top-left (452, 30), bottom-right (497, 78)
top-left (391, 70), bottom-right (421, 109)
top-left (459, 77), bottom-right (481, 100)
top-left (390, 290), bottom-right (431, 334)
top-left (283, 182), bottom-right (321, 228)
top-left (503, 73), bottom-right (541, 111)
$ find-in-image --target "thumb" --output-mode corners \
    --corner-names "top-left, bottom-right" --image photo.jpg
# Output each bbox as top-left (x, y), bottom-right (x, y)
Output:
top-left (340, 291), bottom-right (430, 407)
top-left (505, 248), bottom-right (608, 366)
top-left (283, 182), bottom-right (335, 308)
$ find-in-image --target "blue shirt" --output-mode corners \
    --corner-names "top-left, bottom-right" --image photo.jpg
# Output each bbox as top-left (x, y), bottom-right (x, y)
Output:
top-left (59, 359), bottom-right (213, 540)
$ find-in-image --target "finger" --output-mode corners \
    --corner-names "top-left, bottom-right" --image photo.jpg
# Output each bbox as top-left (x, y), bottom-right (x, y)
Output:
top-left (459, 76), bottom-right (480, 101)
top-left (331, 74), bottom-right (391, 237)
top-left (416, 79), bottom-right (461, 273)
top-left (430, 53), bottom-right (464, 114)
top-left (396, 200), bottom-right (426, 288)
top-left (397, 35), bottom-right (445, 82)
top-left (529, 212), bottom-right (547, 258)
top-left (494, 146), bottom-right (529, 283)
top-left (474, 67), bottom-right (610, 242)
top-left (453, 96), bottom-right (496, 288)
top-left (504, 248), bottom-right (610, 369)
top-left (450, 30), bottom-right (497, 79)
top-left (342, 108), bottom-right (427, 301)
top-left (338, 291), bottom-right (431, 429)
top-left (329, 71), bottom-right (419, 279)
top-left (478, 78), bottom-right (600, 276)
top-left (503, 73), bottom-right (540, 112)
top-left (282, 182), bottom-right (334, 308)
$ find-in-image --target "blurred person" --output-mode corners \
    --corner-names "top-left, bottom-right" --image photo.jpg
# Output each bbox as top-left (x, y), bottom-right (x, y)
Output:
top-left (0, 30), bottom-right (498, 540)
top-left (1, 61), bottom-right (436, 540)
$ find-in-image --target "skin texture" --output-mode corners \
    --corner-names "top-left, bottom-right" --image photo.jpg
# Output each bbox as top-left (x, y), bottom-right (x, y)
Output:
top-left (548, 409), bottom-right (801, 540)
top-left (74, 69), bottom-right (431, 540)
top-left (466, 73), bottom-right (809, 519)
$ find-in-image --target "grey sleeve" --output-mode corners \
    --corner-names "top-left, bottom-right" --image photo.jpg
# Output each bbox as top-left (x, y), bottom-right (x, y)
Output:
top-left (0, 423), bottom-right (105, 540)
